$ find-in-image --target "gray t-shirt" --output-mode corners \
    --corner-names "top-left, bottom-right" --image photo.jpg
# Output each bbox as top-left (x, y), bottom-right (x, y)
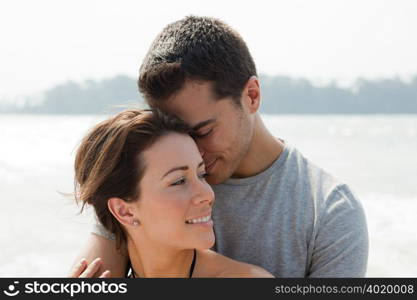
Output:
top-left (92, 142), bottom-right (369, 277)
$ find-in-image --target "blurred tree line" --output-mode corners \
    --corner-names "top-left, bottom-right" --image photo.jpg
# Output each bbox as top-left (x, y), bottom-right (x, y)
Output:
top-left (1, 74), bottom-right (416, 114)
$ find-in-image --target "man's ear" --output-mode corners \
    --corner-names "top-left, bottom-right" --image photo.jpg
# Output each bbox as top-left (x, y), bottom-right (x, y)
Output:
top-left (107, 197), bottom-right (136, 227)
top-left (242, 76), bottom-right (261, 114)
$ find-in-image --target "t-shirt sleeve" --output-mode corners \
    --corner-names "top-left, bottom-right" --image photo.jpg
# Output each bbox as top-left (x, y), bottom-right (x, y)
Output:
top-left (91, 219), bottom-right (116, 241)
top-left (308, 184), bottom-right (369, 277)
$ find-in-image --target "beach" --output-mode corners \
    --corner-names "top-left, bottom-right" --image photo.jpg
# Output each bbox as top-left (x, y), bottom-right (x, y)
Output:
top-left (1, 114), bottom-right (416, 277)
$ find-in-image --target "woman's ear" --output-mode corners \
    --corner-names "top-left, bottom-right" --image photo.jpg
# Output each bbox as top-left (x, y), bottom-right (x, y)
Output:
top-left (107, 197), bottom-right (138, 227)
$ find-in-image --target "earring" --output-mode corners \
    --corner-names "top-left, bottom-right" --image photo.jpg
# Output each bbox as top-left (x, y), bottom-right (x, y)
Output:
top-left (133, 220), bottom-right (140, 226)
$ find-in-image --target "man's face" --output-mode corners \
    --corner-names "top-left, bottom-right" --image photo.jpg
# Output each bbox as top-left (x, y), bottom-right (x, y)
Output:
top-left (162, 80), bottom-right (253, 185)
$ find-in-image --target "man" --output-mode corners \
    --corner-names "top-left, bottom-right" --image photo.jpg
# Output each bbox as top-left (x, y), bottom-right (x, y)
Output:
top-left (70, 16), bottom-right (368, 277)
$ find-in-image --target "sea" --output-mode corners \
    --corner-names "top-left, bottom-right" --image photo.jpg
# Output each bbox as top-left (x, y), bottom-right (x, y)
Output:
top-left (0, 114), bottom-right (416, 277)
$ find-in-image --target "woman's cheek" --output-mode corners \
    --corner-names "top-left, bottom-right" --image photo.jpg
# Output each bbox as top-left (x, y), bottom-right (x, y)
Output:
top-left (158, 189), bottom-right (190, 211)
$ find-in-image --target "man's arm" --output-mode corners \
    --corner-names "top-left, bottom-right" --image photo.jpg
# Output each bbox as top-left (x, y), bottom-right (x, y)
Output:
top-left (307, 184), bottom-right (369, 277)
top-left (69, 232), bottom-right (128, 278)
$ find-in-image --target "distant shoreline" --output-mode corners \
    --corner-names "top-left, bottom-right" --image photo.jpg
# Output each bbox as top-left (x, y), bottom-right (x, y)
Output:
top-left (1, 74), bottom-right (416, 115)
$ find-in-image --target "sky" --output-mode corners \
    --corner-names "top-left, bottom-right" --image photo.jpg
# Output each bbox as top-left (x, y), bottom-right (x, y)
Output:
top-left (1, 0), bottom-right (416, 102)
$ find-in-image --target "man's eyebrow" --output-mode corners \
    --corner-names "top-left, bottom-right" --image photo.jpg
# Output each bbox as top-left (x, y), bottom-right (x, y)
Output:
top-left (161, 161), bottom-right (205, 179)
top-left (191, 118), bottom-right (216, 131)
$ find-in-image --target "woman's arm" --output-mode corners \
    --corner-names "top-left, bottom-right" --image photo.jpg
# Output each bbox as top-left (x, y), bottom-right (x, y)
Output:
top-left (68, 233), bottom-right (128, 278)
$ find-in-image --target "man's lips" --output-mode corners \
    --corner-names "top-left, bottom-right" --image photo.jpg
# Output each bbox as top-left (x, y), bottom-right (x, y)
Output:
top-left (205, 159), bottom-right (217, 173)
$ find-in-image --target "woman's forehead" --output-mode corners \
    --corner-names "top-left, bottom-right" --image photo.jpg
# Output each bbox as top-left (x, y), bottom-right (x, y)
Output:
top-left (142, 133), bottom-right (202, 176)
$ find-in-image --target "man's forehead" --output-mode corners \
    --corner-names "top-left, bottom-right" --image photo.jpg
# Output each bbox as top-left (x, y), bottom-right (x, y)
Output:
top-left (154, 79), bottom-right (226, 128)
top-left (162, 100), bottom-right (217, 128)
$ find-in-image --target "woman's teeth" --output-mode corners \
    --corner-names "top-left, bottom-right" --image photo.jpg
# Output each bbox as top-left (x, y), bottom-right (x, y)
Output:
top-left (186, 215), bottom-right (211, 224)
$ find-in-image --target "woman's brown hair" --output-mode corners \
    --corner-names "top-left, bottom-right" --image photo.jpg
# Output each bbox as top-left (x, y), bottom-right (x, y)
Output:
top-left (74, 109), bottom-right (190, 250)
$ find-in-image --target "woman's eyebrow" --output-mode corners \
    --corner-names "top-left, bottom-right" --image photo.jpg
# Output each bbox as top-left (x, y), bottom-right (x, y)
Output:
top-left (161, 161), bottom-right (205, 179)
top-left (162, 166), bottom-right (188, 179)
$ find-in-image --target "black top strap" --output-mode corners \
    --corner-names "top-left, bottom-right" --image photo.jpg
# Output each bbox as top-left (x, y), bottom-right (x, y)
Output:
top-left (189, 248), bottom-right (197, 278)
top-left (126, 249), bottom-right (197, 278)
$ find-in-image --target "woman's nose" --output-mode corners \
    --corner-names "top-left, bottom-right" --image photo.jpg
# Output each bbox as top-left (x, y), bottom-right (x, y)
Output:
top-left (192, 178), bottom-right (214, 206)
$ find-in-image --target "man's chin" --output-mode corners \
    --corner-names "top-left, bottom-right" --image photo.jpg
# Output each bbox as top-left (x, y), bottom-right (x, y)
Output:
top-left (206, 171), bottom-right (231, 185)
top-left (206, 176), bottom-right (223, 185)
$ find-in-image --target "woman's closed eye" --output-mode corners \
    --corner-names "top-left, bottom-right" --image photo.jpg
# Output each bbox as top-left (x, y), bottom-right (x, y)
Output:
top-left (170, 172), bottom-right (207, 186)
top-left (171, 177), bottom-right (186, 186)
top-left (198, 172), bottom-right (208, 180)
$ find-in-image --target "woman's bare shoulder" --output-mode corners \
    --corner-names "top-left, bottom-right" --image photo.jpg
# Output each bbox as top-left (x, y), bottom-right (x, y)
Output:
top-left (195, 249), bottom-right (274, 278)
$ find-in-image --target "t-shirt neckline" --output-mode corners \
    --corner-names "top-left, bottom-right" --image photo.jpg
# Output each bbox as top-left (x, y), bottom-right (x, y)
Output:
top-left (219, 140), bottom-right (290, 186)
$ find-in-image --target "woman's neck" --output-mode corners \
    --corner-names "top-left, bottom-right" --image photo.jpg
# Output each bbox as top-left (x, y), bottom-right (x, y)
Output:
top-left (127, 237), bottom-right (196, 278)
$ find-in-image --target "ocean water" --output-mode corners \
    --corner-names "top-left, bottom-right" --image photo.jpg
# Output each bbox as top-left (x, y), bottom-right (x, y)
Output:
top-left (0, 114), bottom-right (416, 277)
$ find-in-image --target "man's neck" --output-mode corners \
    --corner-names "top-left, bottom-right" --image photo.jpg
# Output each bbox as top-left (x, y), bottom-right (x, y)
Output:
top-left (127, 236), bottom-right (195, 278)
top-left (232, 114), bottom-right (284, 178)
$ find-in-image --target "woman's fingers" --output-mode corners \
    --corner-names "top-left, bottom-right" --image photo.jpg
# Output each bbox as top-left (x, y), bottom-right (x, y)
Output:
top-left (99, 270), bottom-right (111, 278)
top-left (68, 258), bottom-right (87, 278)
top-left (78, 257), bottom-right (103, 278)
top-left (68, 257), bottom-right (110, 278)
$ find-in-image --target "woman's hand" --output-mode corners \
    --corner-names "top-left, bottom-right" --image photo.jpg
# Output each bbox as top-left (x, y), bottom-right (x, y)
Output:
top-left (68, 257), bottom-right (111, 278)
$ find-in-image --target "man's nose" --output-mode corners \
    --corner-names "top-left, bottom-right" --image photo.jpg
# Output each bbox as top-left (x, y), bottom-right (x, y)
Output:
top-left (199, 147), bottom-right (206, 158)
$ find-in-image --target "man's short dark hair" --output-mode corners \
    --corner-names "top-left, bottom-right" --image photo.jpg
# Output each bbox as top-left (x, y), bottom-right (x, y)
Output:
top-left (138, 15), bottom-right (257, 107)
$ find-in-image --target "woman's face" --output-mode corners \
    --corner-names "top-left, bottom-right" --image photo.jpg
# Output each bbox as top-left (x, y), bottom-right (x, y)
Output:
top-left (133, 132), bottom-right (215, 250)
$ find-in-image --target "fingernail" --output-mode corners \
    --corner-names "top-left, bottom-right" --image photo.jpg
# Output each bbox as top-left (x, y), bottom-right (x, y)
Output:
top-left (100, 270), bottom-right (110, 278)
top-left (94, 257), bottom-right (102, 263)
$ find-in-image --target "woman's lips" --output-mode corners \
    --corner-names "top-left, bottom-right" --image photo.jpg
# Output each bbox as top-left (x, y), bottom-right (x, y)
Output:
top-left (185, 213), bottom-right (213, 227)
top-left (186, 219), bottom-right (214, 228)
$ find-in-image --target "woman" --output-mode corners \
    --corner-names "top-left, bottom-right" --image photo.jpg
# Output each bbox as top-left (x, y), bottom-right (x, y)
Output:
top-left (70, 109), bottom-right (273, 278)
